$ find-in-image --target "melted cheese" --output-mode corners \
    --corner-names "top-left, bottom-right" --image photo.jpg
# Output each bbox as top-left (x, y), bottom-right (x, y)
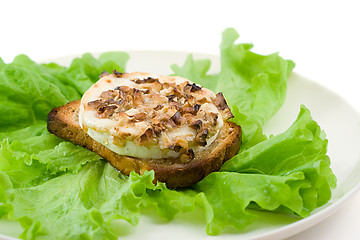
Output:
top-left (79, 72), bottom-right (227, 159)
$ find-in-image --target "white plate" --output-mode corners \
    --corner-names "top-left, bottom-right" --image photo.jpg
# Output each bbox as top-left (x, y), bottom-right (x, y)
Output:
top-left (1, 51), bottom-right (360, 240)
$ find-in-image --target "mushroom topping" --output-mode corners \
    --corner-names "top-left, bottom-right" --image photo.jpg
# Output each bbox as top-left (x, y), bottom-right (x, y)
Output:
top-left (190, 119), bottom-right (203, 129)
top-left (99, 70), bottom-right (110, 78)
top-left (133, 77), bottom-right (160, 84)
top-left (100, 90), bottom-right (118, 100)
top-left (184, 82), bottom-right (202, 92)
top-left (187, 149), bottom-right (195, 159)
top-left (206, 112), bottom-right (219, 126)
top-left (215, 92), bottom-right (230, 110)
top-left (169, 144), bottom-right (183, 153)
top-left (131, 112), bottom-right (147, 121)
top-left (80, 72), bottom-right (235, 161)
top-left (166, 94), bottom-right (177, 102)
top-left (170, 111), bottom-right (182, 125)
top-left (139, 127), bottom-right (155, 143)
top-left (183, 104), bottom-right (201, 115)
top-left (154, 104), bottom-right (163, 111)
top-left (97, 104), bottom-right (117, 119)
top-left (195, 128), bottom-right (209, 146)
top-left (87, 100), bottom-right (103, 109)
top-left (113, 70), bottom-right (123, 77)
top-left (108, 98), bottom-right (124, 106)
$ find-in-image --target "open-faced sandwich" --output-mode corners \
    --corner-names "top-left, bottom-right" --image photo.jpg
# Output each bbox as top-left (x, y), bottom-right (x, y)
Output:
top-left (47, 71), bottom-right (241, 188)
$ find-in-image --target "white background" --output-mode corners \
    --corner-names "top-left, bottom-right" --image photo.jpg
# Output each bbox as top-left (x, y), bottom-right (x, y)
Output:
top-left (0, 0), bottom-right (359, 239)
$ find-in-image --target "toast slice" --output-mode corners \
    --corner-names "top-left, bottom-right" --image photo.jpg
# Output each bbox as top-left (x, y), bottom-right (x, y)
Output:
top-left (47, 100), bottom-right (241, 188)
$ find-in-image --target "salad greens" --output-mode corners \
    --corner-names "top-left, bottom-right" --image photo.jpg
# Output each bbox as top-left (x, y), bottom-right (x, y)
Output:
top-left (0, 28), bottom-right (336, 239)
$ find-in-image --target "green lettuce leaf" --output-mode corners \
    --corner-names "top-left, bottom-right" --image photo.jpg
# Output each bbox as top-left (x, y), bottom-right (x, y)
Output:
top-left (0, 139), bottom-right (53, 189)
top-left (0, 172), bottom-right (13, 219)
top-left (57, 52), bottom-right (129, 95)
top-left (0, 28), bottom-right (337, 239)
top-left (222, 105), bottom-right (329, 174)
top-left (221, 105), bottom-right (337, 212)
top-left (0, 124), bottom-right (49, 142)
top-left (3, 163), bottom-right (156, 240)
top-left (0, 64), bottom-right (68, 131)
top-left (194, 171), bottom-right (306, 235)
top-left (141, 105), bottom-right (336, 235)
top-left (193, 105), bottom-right (336, 235)
top-left (0, 58), bottom-right (5, 69)
top-left (0, 130), bottom-right (102, 189)
top-left (172, 28), bottom-right (295, 148)
top-left (11, 55), bottom-right (80, 101)
top-left (0, 52), bottom-right (129, 133)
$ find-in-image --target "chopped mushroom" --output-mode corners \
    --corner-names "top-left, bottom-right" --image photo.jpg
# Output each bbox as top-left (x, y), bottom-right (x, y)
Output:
top-left (113, 70), bottom-right (123, 77)
top-left (184, 82), bottom-right (202, 92)
top-left (133, 77), bottom-right (160, 84)
top-left (195, 128), bottom-right (209, 146)
top-left (206, 112), bottom-right (219, 126)
top-left (87, 100), bottom-right (103, 109)
top-left (131, 112), bottom-right (147, 121)
top-left (107, 98), bottom-right (124, 106)
top-left (97, 105), bottom-right (118, 118)
top-left (183, 104), bottom-right (201, 115)
top-left (170, 111), bottom-right (182, 125)
top-left (100, 90), bottom-right (118, 100)
top-left (187, 149), bottom-right (195, 159)
top-left (85, 72), bottom-right (235, 157)
top-left (215, 92), bottom-right (230, 110)
top-left (169, 144), bottom-right (182, 153)
top-left (154, 104), bottom-right (163, 110)
top-left (139, 127), bottom-right (155, 143)
top-left (99, 70), bottom-right (110, 78)
top-left (166, 94), bottom-right (177, 102)
top-left (190, 119), bottom-right (203, 129)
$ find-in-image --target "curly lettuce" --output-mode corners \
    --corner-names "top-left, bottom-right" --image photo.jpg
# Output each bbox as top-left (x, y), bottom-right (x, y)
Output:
top-left (0, 28), bottom-right (336, 239)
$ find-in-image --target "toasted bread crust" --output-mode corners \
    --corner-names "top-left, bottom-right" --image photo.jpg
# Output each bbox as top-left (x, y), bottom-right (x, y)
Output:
top-left (47, 100), bottom-right (241, 188)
